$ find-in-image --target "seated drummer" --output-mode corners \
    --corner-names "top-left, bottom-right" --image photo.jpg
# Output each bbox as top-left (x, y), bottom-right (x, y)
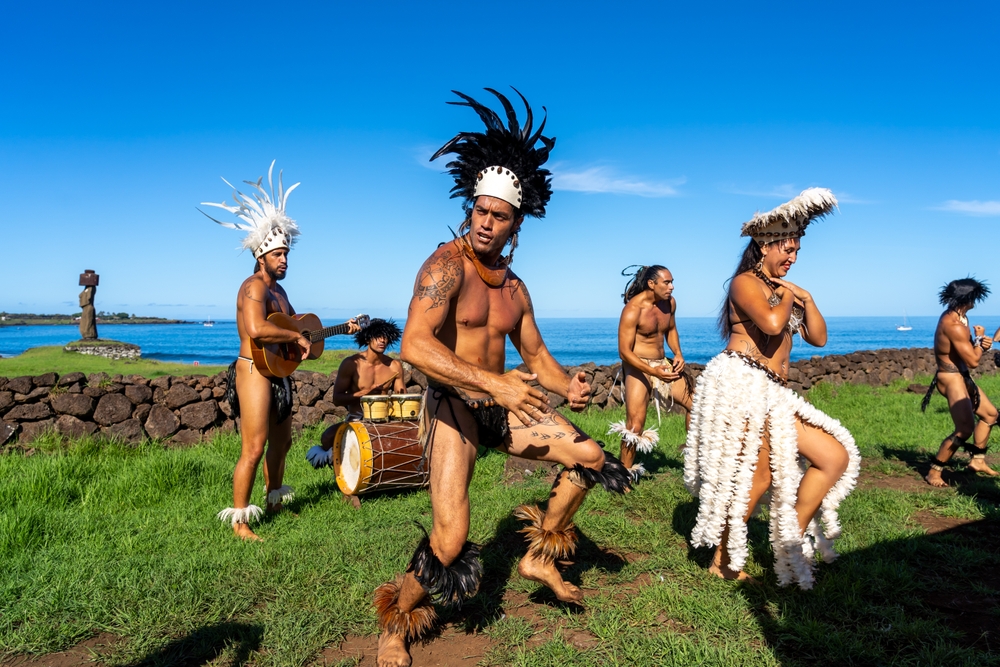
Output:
top-left (307, 319), bottom-right (405, 468)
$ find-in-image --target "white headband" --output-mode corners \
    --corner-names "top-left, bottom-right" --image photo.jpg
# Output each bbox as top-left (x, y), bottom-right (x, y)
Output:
top-left (474, 165), bottom-right (522, 209)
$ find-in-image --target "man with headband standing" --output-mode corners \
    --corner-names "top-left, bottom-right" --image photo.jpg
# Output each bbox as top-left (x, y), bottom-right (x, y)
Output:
top-left (373, 89), bottom-right (631, 667)
top-left (201, 162), bottom-right (357, 540)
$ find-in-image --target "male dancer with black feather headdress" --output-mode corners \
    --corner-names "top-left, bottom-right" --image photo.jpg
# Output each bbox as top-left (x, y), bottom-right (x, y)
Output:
top-left (923, 278), bottom-right (1000, 487)
top-left (373, 89), bottom-right (632, 667)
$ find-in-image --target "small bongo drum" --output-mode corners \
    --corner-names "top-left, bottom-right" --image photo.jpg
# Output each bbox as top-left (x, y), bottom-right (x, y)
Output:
top-left (361, 395), bottom-right (391, 422)
top-left (332, 420), bottom-right (429, 496)
top-left (389, 394), bottom-right (423, 421)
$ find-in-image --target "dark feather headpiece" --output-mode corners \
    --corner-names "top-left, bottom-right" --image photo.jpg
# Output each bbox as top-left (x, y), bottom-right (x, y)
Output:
top-left (430, 87), bottom-right (555, 219)
top-left (939, 278), bottom-right (990, 310)
top-left (354, 318), bottom-right (401, 349)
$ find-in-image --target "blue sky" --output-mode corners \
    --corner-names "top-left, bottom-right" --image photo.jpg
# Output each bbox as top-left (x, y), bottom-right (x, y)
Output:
top-left (3, 1), bottom-right (998, 321)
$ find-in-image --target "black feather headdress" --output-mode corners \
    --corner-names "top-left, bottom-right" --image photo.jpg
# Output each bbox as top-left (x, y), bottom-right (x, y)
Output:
top-left (939, 278), bottom-right (990, 310)
top-left (431, 87), bottom-right (555, 219)
top-left (354, 318), bottom-right (401, 349)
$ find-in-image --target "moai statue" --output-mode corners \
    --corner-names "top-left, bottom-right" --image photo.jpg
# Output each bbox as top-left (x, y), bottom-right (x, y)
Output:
top-left (78, 270), bottom-right (99, 340)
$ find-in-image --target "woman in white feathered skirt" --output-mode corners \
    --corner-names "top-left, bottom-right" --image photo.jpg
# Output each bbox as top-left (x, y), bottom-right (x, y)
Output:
top-left (683, 188), bottom-right (860, 589)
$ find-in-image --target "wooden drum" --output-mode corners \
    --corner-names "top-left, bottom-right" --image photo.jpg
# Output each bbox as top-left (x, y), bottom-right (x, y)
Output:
top-left (361, 395), bottom-right (391, 422)
top-left (332, 420), bottom-right (429, 496)
top-left (389, 394), bottom-right (423, 421)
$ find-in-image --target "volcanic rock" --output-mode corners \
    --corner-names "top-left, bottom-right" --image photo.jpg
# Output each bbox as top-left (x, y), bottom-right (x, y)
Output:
top-left (55, 415), bottom-right (98, 439)
top-left (51, 393), bottom-right (95, 418)
top-left (145, 405), bottom-right (180, 439)
top-left (180, 400), bottom-right (219, 430)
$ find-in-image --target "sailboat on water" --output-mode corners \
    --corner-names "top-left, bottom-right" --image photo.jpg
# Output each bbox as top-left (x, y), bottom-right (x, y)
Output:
top-left (896, 311), bottom-right (912, 331)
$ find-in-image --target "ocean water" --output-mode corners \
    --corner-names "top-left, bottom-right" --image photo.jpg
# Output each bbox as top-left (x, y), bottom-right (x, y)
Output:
top-left (5, 316), bottom-right (1000, 369)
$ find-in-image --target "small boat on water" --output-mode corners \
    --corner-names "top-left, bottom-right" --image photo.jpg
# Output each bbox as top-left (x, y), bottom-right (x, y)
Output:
top-left (203, 319), bottom-right (215, 327)
top-left (896, 311), bottom-right (912, 331)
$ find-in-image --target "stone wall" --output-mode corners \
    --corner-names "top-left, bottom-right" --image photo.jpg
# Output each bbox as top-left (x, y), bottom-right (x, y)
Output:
top-left (2, 347), bottom-right (996, 447)
top-left (515, 347), bottom-right (1000, 411)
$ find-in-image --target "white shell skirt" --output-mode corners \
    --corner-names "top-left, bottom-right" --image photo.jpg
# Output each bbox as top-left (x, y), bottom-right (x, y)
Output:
top-left (683, 351), bottom-right (861, 589)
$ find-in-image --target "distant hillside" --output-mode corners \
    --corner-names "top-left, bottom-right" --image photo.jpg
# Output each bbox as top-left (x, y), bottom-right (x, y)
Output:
top-left (0, 312), bottom-right (189, 326)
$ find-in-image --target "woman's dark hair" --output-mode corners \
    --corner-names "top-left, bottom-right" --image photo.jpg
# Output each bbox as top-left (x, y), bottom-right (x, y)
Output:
top-left (622, 265), bottom-right (668, 304)
top-left (717, 240), bottom-right (763, 338)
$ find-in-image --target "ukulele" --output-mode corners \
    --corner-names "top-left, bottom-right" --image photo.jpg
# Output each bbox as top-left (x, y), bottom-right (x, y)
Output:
top-left (250, 313), bottom-right (371, 378)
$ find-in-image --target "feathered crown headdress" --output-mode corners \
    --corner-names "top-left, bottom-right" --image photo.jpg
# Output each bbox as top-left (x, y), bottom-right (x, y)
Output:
top-left (940, 277), bottom-right (990, 310)
top-left (741, 188), bottom-right (838, 244)
top-left (355, 318), bottom-right (402, 349)
top-left (200, 160), bottom-right (301, 259)
top-left (430, 88), bottom-right (555, 219)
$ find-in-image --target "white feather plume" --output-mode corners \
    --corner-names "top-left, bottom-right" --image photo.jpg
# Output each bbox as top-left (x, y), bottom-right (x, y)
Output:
top-left (741, 187), bottom-right (838, 239)
top-left (200, 160), bottom-right (301, 254)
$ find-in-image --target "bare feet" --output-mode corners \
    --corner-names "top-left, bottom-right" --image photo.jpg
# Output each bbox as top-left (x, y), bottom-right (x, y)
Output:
top-left (925, 469), bottom-right (949, 488)
top-left (968, 458), bottom-right (1000, 477)
top-left (266, 502), bottom-right (283, 513)
top-left (517, 553), bottom-right (583, 603)
top-left (708, 563), bottom-right (758, 584)
top-left (376, 631), bottom-right (411, 667)
top-left (709, 544), bottom-right (759, 584)
top-left (233, 523), bottom-right (263, 541)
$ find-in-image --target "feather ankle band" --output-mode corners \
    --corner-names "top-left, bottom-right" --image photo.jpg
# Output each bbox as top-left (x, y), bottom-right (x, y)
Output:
top-left (608, 421), bottom-right (659, 454)
top-left (373, 577), bottom-right (437, 641)
top-left (514, 504), bottom-right (578, 562)
top-left (565, 451), bottom-right (632, 494)
top-left (408, 536), bottom-right (483, 608)
top-left (628, 463), bottom-right (647, 483)
top-left (267, 485), bottom-right (295, 506)
top-left (305, 445), bottom-right (333, 469)
top-left (217, 505), bottom-right (263, 526)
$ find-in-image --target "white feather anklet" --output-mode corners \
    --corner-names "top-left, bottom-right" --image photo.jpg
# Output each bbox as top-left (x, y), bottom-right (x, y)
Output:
top-left (608, 421), bottom-right (659, 454)
top-left (217, 505), bottom-right (263, 526)
top-left (267, 485), bottom-right (295, 506)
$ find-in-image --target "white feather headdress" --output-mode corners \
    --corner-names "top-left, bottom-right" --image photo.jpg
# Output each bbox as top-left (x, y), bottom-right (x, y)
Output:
top-left (741, 188), bottom-right (837, 244)
top-left (200, 160), bottom-right (301, 258)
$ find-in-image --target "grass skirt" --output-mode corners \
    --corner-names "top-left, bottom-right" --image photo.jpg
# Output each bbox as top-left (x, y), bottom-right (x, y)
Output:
top-left (682, 351), bottom-right (861, 589)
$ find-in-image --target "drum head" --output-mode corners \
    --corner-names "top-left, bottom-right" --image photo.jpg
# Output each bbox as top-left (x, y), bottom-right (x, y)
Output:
top-left (340, 428), bottom-right (361, 491)
top-left (334, 422), bottom-right (372, 495)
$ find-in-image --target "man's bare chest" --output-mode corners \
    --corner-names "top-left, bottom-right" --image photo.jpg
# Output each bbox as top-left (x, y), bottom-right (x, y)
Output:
top-left (353, 360), bottom-right (394, 389)
top-left (452, 279), bottom-right (521, 334)
top-left (636, 307), bottom-right (671, 338)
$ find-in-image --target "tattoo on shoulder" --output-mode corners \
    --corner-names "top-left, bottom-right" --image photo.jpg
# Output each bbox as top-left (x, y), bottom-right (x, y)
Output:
top-left (243, 283), bottom-right (263, 303)
top-left (517, 280), bottom-right (534, 314)
top-left (415, 253), bottom-right (461, 311)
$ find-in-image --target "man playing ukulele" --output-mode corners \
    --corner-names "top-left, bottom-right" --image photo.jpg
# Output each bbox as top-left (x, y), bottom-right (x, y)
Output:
top-left (201, 162), bottom-right (358, 540)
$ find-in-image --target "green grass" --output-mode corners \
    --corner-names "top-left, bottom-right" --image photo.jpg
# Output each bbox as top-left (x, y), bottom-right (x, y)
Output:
top-left (0, 346), bottom-right (359, 378)
top-left (2, 374), bottom-right (1000, 665)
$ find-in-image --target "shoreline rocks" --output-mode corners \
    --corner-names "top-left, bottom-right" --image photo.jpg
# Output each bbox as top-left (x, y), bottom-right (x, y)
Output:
top-left (64, 339), bottom-right (141, 360)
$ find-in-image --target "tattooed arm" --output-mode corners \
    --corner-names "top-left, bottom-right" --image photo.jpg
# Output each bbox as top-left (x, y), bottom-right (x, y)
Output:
top-left (238, 276), bottom-right (309, 354)
top-left (400, 245), bottom-right (550, 425)
top-left (400, 244), bottom-right (488, 390)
